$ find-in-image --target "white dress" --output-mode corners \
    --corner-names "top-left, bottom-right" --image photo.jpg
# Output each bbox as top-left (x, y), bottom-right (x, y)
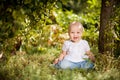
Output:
top-left (62, 39), bottom-right (90, 62)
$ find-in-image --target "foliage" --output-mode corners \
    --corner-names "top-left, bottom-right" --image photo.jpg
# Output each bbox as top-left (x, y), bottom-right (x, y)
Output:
top-left (113, 2), bottom-right (120, 57)
top-left (0, 49), bottom-right (120, 80)
top-left (53, 0), bottom-right (100, 47)
top-left (0, 0), bottom-right (56, 54)
top-left (95, 53), bottom-right (120, 71)
top-left (0, 0), bottom-right (120, 80)
top-left (0, 0), bottom-right (101, 55)
top-left (112, 0), bottom-right (120, 40)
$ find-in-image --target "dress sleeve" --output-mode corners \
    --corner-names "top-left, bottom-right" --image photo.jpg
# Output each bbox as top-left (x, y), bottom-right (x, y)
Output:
top-left (62, 41), bottom-right (68, 52)
top-left (84, 40), bottom-right (90, 51)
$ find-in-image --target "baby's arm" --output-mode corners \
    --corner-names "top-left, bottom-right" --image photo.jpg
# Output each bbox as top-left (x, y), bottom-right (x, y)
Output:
top-left (53, 51), bottom-right (67, 64)
top-left (86, 51), bottom-right (95, 63)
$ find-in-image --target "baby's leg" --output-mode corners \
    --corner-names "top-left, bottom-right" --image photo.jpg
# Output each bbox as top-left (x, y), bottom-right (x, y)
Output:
top-left (55, 59), bottom-right (78, 69)
top-left (79, 61), bottom-right (94, 69)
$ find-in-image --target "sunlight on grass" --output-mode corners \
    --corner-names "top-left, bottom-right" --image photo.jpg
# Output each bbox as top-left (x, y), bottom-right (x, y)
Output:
top-left (0, 48), bottom-right (120, 80)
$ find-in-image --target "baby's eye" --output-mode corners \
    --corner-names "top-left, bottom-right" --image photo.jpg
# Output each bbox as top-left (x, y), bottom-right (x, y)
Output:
top-left (77, 32), bottom-right (80, 34)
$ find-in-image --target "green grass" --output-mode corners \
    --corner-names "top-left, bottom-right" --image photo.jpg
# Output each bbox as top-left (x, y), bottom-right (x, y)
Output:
top-left (0, 48), bottom-right (120, 80)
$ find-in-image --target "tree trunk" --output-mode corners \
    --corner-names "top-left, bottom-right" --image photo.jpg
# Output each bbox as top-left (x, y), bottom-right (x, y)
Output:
top-left (98, 0), bottom-right (115, 54)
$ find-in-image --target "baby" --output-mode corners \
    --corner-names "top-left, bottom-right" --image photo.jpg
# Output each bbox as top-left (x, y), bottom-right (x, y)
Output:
top-left (53, 21), bottom-right (95, 69)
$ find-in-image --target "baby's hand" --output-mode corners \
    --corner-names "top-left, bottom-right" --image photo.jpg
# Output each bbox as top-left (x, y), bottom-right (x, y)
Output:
top-left (53, 58), bottom-right (59, 64)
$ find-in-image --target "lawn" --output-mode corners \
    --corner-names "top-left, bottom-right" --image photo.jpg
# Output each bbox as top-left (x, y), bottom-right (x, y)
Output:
top-left (0, 48), bottom-right (120, 80)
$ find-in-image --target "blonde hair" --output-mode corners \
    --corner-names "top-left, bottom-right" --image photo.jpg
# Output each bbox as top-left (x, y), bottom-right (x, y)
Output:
top-left (68, 21), bottom-right (84, 33)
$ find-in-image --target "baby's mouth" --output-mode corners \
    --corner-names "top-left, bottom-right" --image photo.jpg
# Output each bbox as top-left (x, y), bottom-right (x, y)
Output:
top-left (73, 37), bottom-right (78, 40)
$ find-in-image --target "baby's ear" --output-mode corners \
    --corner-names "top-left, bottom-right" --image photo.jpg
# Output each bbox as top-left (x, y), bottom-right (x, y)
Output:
top-left (80, 33), bottom-right (83, 36)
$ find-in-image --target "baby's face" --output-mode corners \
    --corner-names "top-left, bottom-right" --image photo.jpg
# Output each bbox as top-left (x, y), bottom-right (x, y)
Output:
top-left (69, 26), bottom-right (82, 43)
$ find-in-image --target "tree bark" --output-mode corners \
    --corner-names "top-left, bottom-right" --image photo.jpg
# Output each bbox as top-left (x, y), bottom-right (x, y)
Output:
top-left (98, 0), bottom-right (115, 54)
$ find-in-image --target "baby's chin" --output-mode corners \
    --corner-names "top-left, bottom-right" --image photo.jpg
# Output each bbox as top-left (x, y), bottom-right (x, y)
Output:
top-left (71, 39), bottom-right (81, 43)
